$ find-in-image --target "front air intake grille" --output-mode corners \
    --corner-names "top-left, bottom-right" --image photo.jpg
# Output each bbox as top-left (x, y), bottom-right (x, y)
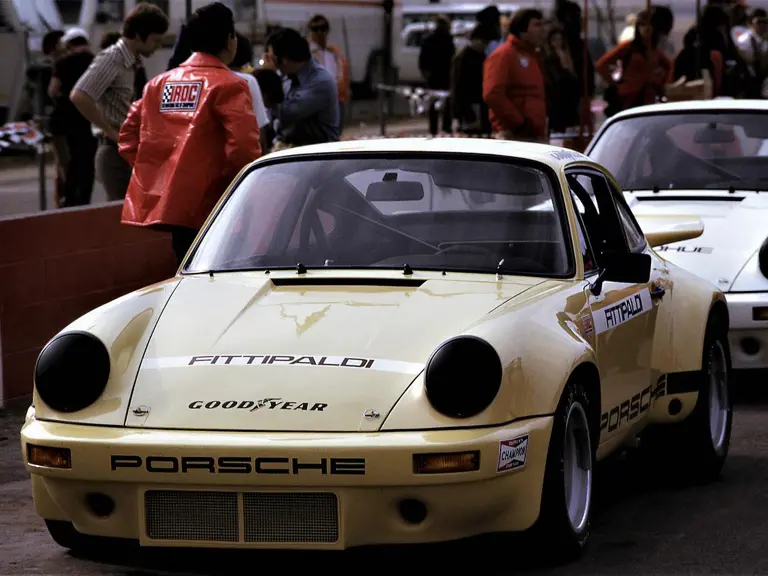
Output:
top-left (145, 490), bottom-right (239, 542)
top-left (143, 490), bottom-right (339, 544)
top-left (243, 492), bottom-right (339, 543)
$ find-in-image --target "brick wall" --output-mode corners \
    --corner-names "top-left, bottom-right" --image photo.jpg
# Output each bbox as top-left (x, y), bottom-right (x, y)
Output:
top-left (0, 202), bottom-right (177, 403)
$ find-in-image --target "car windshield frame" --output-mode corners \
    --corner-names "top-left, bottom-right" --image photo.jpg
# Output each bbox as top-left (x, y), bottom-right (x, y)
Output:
top-left (180, 151), bottom-right (577, 280)
top-left (587, 109), bottom-right (768, 192)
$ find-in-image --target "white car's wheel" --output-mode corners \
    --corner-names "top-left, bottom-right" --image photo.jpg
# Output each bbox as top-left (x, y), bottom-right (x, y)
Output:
top-left (528, 379), bottom-right (596, 562)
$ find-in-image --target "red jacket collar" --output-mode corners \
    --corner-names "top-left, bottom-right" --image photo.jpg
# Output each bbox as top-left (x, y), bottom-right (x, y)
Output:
top-left (508, 34), bottom-right (538, 55)
top-left (180, 52), bottom-right (229, 69)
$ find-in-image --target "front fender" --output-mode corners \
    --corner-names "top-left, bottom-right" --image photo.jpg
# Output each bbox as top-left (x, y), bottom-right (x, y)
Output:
top-left (381, 282), bottom-right (595, 431)
top-left (32, 278), bottom-right (181, 426)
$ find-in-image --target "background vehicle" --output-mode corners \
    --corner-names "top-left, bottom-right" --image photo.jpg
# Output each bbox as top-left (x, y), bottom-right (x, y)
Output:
top-left (585, 100), bottom-right (768, 371)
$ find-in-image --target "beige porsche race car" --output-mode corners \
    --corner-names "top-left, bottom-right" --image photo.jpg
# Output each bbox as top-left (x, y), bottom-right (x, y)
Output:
top-left (21, 138), bottom-right (732, 561)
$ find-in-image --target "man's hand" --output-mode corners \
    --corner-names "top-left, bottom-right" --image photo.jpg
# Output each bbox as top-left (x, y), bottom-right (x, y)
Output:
top-left (260, 52), bottom-right (278, 71)
top-left (105, 126), bottom-right (119, 142)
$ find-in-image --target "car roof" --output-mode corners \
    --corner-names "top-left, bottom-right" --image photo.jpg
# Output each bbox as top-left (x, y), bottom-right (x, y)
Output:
top-left (606, 98), bottom-right (768, 122)
top-left (255, 137), bottom-right (594, 172)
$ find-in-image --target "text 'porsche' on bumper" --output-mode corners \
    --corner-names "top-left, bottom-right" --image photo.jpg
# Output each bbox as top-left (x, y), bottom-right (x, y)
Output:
top-left (21, 415), bottom-right (553, 549)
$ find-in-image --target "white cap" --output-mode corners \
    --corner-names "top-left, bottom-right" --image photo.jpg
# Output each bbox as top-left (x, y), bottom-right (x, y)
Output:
top-left (61, 27), bottom-right (90, 44)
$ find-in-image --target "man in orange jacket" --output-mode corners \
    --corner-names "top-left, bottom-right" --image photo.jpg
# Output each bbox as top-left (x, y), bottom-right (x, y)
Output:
top-left (483, 9), bottom-right (548, 143)
top-left (118, 2), bottom-right (262, 264)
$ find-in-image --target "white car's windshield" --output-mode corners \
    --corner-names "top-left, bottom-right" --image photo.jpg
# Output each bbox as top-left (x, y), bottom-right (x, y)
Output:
top-left (589, 112), bottom-right (768, 191)
top-left (185, 154), bottom-right (573, 277)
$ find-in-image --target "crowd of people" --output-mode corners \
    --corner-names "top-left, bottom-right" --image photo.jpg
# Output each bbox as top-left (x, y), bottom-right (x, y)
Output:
top-left (419, 0), bottom-right (767, 140)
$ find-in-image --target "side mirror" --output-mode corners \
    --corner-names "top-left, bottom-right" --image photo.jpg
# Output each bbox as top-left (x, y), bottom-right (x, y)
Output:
top-left (590, 251), bottom-right (652, 296)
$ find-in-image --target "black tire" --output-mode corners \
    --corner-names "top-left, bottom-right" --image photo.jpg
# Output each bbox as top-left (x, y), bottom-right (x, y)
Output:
top-left (656, 313), bottom-right (733, 483)
top-left (45, 520), bottom-right (131, 553)
top-left (528, 379), bottom-right (596, 562)
top-left (45, 520), bottom-right (95, 551)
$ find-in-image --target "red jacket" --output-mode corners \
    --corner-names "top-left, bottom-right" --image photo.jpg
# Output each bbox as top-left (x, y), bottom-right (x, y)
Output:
top-left (119, 53), bottom-right (262, 230)
top-left (483, 35), bottom-right (547, 142)
top-left (596, 41), bottom-right (673, 108)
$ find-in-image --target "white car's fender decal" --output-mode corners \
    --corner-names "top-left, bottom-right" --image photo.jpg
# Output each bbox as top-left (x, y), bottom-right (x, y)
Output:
top-left (592, 287), bottom-right (653, 335)
top-left (142, 354), bottom-right (425, 375)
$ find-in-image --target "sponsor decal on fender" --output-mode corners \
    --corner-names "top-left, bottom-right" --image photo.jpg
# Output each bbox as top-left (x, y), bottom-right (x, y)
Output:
top-left (581, 314), bottom-right (594, 338)
top-left (141, 354), bottom-right (424, 375)
top-left (110, 455), bottom-right (366, 475)
top-left (593, 288), bottom-right (653, 335)
top-left (657, 245), bottom-right (713, 254)
top-left (188, 399), bottom-right (328, 412)
top-left (497, 435), bottom-right (529, 473)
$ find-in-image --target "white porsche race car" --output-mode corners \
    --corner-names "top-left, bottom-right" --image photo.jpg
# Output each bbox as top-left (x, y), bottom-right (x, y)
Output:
top-left (586, 99), bottom-right (768, 370)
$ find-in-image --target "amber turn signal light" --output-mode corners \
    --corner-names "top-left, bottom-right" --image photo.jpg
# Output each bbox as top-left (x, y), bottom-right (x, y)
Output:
top-left (753, 307), bottom-right (768, 321)
top-left (27, 444), bottom-right (71, 469)
top-left (413, 451), bottom-right (480, 474)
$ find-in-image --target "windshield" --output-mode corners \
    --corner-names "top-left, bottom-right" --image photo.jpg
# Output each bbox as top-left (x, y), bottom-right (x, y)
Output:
top-left (589, 112), bottom-right (768, 191)
top-left (185, 155), bottom-right (573, 277)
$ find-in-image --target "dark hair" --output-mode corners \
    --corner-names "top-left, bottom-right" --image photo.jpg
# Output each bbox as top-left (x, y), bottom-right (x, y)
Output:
top-left (308, 14), bottom-right (330, 29)
top-left (508, 8), bottom-right (543, 36)
top-left (651, 5), bottom-right (674, 35)
top-left (100, 31), bottom-right (122, 49)
top-left (187, 2), bottom-right (235, 56)
top-left (67, 36), bottom-right (89, 48)
top-left (753, 8), bottom-right (768, 20)
top-left (253, 68), bottom-right (284, 105)
top-left (267, 27), bottom-right (311, 62)
top-left (470, 23), bottom-right (494, 42)
top-left (123, 2), bottom-right (169, 41)
top-left (632, 10), bottom-right (660, 51)
top-left (230, 32), bottom-right (253, 69)
top-left (42, 30), bottom-right (64, 55)
top-left (476, 5), bottom-right (501, 24)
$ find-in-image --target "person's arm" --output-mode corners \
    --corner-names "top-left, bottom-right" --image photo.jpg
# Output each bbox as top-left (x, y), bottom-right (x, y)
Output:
top-left (276, 74), bottom-right (338, 126)
top-left (595, 42), bottom-right (629, 84)
top-left (70, 52), bottom-right (120, 141)
top-left (117, 97), bottom-right (144, 166)
top-left (214, 80), bottom-right (263, 179)
top-left (48, 76), bottom-right (62, 99)
top-left (482, 49), bottom-right (524, 131)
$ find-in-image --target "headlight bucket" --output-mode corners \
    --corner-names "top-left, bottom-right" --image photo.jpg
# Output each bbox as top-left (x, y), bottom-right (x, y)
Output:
top-left (424, 335), bottom-right (502, 419)
top-left (759, 237), bottom-right (768, 280)
top-left (34, 331), bottom-right (111, 413)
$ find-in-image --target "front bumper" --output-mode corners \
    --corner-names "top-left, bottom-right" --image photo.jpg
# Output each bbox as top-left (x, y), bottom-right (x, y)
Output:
top-left (726, 292), bottom-right (768, 369)
top-left (21, 415), bottom-right (553, 550)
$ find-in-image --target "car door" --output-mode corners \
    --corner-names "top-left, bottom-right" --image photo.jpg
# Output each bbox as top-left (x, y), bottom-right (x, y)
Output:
top-left (565, 168), bottom-right (662, 446)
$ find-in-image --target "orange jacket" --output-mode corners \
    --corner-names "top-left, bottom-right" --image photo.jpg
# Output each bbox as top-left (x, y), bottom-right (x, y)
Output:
top-left (596, 41), bottom-right (673, 108)
top-left (119, 53), bottom-right (262, 230)
top-left (311, 43), bottom-right (350, 104)
top-left (483, 35), bottom-right (547, 141)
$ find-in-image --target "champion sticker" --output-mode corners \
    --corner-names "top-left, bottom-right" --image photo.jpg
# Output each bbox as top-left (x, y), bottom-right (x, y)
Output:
top-left (497, 435), bottom-right (529, 473)
top-left (161, 81), bottom-right (202, 112)
top-left (581, 314), bottom-right (594, 338)
top-left (593, 288), bottom-right (652, 335)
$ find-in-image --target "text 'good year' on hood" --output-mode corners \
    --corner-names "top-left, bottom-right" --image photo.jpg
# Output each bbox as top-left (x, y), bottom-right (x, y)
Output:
top-left (626, 190), bottom-right (768, 290)
top-left (126, 271), bottom-right (549, 432)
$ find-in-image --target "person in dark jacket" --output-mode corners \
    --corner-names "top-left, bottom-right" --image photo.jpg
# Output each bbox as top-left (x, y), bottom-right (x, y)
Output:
top-left (419, 16), bottom-right (455, 135)
top-left (542, 26), bottom-right (580, 133)
top-left (451, 23), bottom-right (493, 135)
top-left (554, 1), bottom-right (595, 128)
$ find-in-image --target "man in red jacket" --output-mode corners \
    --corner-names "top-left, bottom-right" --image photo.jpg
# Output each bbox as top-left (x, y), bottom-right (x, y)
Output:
top-left (482, 8), bottom-right (548, 143)
top-left (118, 2), bottom-right (262, 264)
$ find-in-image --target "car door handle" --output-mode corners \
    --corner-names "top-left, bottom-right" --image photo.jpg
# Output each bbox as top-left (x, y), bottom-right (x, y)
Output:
top-left (650, 285), bottom-right (665, 300)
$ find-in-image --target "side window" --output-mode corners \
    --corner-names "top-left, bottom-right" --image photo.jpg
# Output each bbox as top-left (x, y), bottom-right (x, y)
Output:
top-left (570, 192), bottom-right (598, 274)
top-left (613, 195), bottom-right (647, 252)
top-left (566, 170), bottom-right (629, 257)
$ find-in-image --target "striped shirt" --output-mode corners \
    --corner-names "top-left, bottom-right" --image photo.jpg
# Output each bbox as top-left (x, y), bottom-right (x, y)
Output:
top-left (74, 38), bottom-right (139, 133)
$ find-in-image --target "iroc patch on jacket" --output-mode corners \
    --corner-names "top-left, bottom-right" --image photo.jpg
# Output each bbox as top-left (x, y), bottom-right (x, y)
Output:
top-left (161, 81), bottom-right (202, 112)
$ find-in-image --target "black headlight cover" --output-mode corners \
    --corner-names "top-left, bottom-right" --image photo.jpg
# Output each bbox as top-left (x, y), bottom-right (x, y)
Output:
top-left (759, 237), bottom-right (768, 280)
top-left (424, 335), bottom-right (502, 419)
top-left (34, 331), bottom-right (111, 413)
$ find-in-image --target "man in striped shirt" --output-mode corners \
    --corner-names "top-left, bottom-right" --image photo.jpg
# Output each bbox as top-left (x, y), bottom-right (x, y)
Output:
top-left (70, 2), bottom-right (169, 201)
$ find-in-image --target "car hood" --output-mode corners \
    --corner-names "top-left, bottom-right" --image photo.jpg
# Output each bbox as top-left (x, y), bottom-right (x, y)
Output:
top-left (627, 190), bottom-right (768, 291)
top-left (126, 271), bottom-right (550, 432)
